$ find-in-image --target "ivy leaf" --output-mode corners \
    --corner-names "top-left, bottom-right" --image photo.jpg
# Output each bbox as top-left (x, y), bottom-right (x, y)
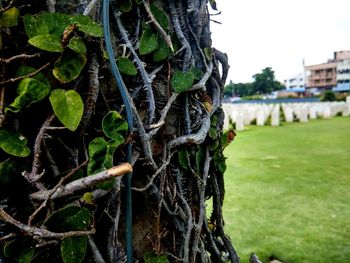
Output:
top-left (0, 129), bottom-right (30, 158)
top-left (70, 15), bottom-right (103, 37)
top-left (15, 65), bottom-right (50, 87)
top-left (38, 12), bottom-right (70, 36)
top-left (87, 137), bottom-right (107, 175)
top-left (5, 78), bottom-right (51, 113)
top-left (178, 149), bottom-right (189, 170)
top-left (28, 34), bottom-right (63, 52)
top-left (68, 36), bottom-right (87, 55)
top-left (190, 67), bottom-right (203, 80)
top-left (209, 0), bottom-right (218, 10)
top-left (171, 70), bottom-right (195, 93)
top-left (139, 28), bottom-right (158, 55)
top-left (52, 52), bottom-right (87, 83)
top-left (102, 111), bottom-right (128, 142)
top-left (0, 159), bottom-right (17, 185)
top-left (135, 0), bottom-right (142, 4)
top-left (117, 57), bottom-right (137, 76)
top-left (0, 7), bottom-right (19, 27)
top-left (221, 130), bottom-right (236, 148)
top-left (195, 147), bottom-right (205, 173)
top-left (150, 4), bottom-right (169, 31)
top-left (144, 251), bottom-right (169, 263)
top-left (204, 47), bottom-right (213, 60)
top-left (87, 138), bottom-right (122, 189)
top-left (117, 0), bottom-right (133, 12)
top-left (61, 236), bottom-right (87, 263)
top-left (23, 14), bottom-right (49, 38)
top-left (49, 89), bottom-right (84, 131)
top-left (87, 137), bottom-right (123, 175)
top-left (208, 127), bottom-right (218, 140)
top-left (3, 239), bottom-right (34, 263)
top-left (153, 37), bottom-right (170, 62)
top-left (218, 158), bottom-right (227, 174)
top-left (44, 206), bottom-right (92, 232)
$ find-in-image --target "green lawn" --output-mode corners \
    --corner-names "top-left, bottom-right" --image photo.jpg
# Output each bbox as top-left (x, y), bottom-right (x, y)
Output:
top-left (223, 117), bottom-right (350, 263)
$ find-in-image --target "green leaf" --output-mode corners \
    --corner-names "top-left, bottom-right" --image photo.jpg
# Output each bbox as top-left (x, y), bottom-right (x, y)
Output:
top-left (0, 130), bottom-right (30, 157)
top-left (82, 192), bottom-right (94, 204)
top-left (38, 12), bottom-right (71, 36)
top-left (50, 89), bottom-right (84, 131)
top-left (153, 37), bottom-right (170, 62)
top-left (6, 78), bottom-right (50, 113)
top-left (117, 57), bottom-right (137, 76)
top-left (52, 52), bottom-right (87, 83)
top-left (208, 127), bottom-right (218, 139)
top-left (144, 251), bottom-right (169, 263)
top-left (204, 47), bottom-right (213, 60)
top-left (0, 7), bottom-right (19, 27)
top-left (150, 4), bottom-right (169, 31)
top-left (190, 67), bottom-right (203, 80)
top-left (218, 158), bottom-right (227, 174)
top-left (102, 111), bottom-right (128, 142)
top-left (3, 239), bottom-right (34, 263)
top-left (87, 137), bottom-right (108, 175)
top-left (44, 206), bottom-right (92, 232)
top-left (87, 137), bottom-right (123, 175)
top-left (209, 0), bottom-right (218, 10)
top-left (195, 147), bottom-right (205, 173)
top-left (23, 14), bottom-right (49, 38)
top-left (178, 149), bottom-right (189, 170)
top-left (61, 236), bottom-right (87, 263)
top-left (139, 28), bottom-right (158, 55)
top-left (15, 65), bottom-right (50, 86)
top-left (68, 36), bottom-right (87, 55)
top-left (135, 0), bottom-right (142, 4)
top-left (209, 140), bottom-right (219, 151)
top-left (117, 0), bottom-right (133, 12)
top-left (0, 159), bottom-right (17, 185)
top-left (28, 34), bottom-right (63, 52)
top-left (171, 70), bottom-right (195, 93)
top-left (70, 15), bottom-right (103, 37)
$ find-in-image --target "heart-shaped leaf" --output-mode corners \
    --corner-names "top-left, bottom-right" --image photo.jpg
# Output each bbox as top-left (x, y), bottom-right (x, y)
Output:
top-left (171, 70), bottom-right (195, 93)
top-left (3, 239), bottom-right (34, 263)
top-left (102, 111), bottom-right (128, 142)
top-left (44, 206), bottom-right (92, 232)
top-left (6, 78), bottom-right (51, 113)
top-left (139, 28), bottom-right (158, 55)
top-left (53, 52), bottom-right (87, 83)
top-left (150, 4), bottom-right (169, 31)
top-left (153, 37), bottom-right (170, 62)
top-left (68, 36), bottom-right (87, 55)
top-left (49, 89), bottom-right (84, 131)
top-left (117, 0), bottom-right (132, 12)
top-left (28, 34), bottom-right (63, 52)
top-left (0, 129), bottom-right (30, 157)
top-left (15, 65), bottom-right (50, 86)
top-left (70, 15), bottom-right (103, 37)
top-left (0, 7), bottom-right (19, 27)
top-left (38, 12), bottom-right (71, 37)
top-left (87, 137), bottom-right (123, 189)
top-left (117, 57), bottom-right (137, 76)
top-left (23, 14), bottom-right (49, 38)
top-left (61, 236), bottom-right (87, 263)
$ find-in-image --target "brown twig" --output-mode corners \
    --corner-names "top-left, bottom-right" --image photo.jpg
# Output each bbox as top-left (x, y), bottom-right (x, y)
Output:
top-left (0, 208), bottom-right (95, 239)
top-left (30, 163), bottom-right (133, 200)
top-left (0, 62), bottom-right (51, 85)
top-left (28, 160), bottom-right (89, 226)
top-left (0, 53), bottom-right (41, 64)
top-left (0, 0), bottom-right (15, 13)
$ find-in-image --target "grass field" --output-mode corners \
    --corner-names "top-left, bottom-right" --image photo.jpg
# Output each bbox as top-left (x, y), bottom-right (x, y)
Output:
top-left (222, 117), bottom-right (350, 263)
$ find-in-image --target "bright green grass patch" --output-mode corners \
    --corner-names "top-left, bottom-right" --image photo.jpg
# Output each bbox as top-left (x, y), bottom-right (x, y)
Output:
top-left (223, 117), bottom-right (350, 263)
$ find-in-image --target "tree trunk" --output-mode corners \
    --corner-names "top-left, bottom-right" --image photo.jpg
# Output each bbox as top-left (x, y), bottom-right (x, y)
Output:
top-left (0, 0), bottom-right (238, 262)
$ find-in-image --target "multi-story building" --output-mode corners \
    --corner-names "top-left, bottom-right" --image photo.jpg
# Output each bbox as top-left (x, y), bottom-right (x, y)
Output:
top-left (305, 51), bottom-right (350, 91)
top-left (334, 59), bottom-right (350, 92)
top-left (284, 73), bottom-right (305, 90)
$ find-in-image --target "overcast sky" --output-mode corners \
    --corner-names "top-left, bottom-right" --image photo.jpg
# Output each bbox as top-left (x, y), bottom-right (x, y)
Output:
top-left (210, 0), bottom-right (350, 83)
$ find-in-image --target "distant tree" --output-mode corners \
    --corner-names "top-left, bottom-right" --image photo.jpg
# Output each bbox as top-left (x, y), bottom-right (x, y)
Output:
top-left (252, 67), bottom-right (284, 94)
top-left (224, 80), bottom-right (235, 97)
top-left (321, 90), bottom-right (336, 101)
top-left (224, 81), bottom-right (252, 97)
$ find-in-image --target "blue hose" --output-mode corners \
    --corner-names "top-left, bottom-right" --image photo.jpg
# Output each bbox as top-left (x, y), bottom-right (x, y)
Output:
top-left (102, 1), bottom-right (134, 262)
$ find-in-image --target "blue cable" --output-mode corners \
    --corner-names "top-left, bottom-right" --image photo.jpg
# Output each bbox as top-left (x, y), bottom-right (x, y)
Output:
top-left (102, 1), bottom-right (134, 262)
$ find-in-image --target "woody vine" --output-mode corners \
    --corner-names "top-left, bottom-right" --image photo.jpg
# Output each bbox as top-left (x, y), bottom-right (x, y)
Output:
top-left (0, 0), bottom-right (238, 262)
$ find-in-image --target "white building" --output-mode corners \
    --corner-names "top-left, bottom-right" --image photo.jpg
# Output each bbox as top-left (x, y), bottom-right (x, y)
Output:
top-left (334, 59), bottom-right (350, 92)
top-left (284, 73), bottom-right (305, 90)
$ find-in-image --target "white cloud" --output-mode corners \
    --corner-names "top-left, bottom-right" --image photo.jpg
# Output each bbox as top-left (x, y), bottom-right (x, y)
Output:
top-left (210, 0), bottom-right (350, 83)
